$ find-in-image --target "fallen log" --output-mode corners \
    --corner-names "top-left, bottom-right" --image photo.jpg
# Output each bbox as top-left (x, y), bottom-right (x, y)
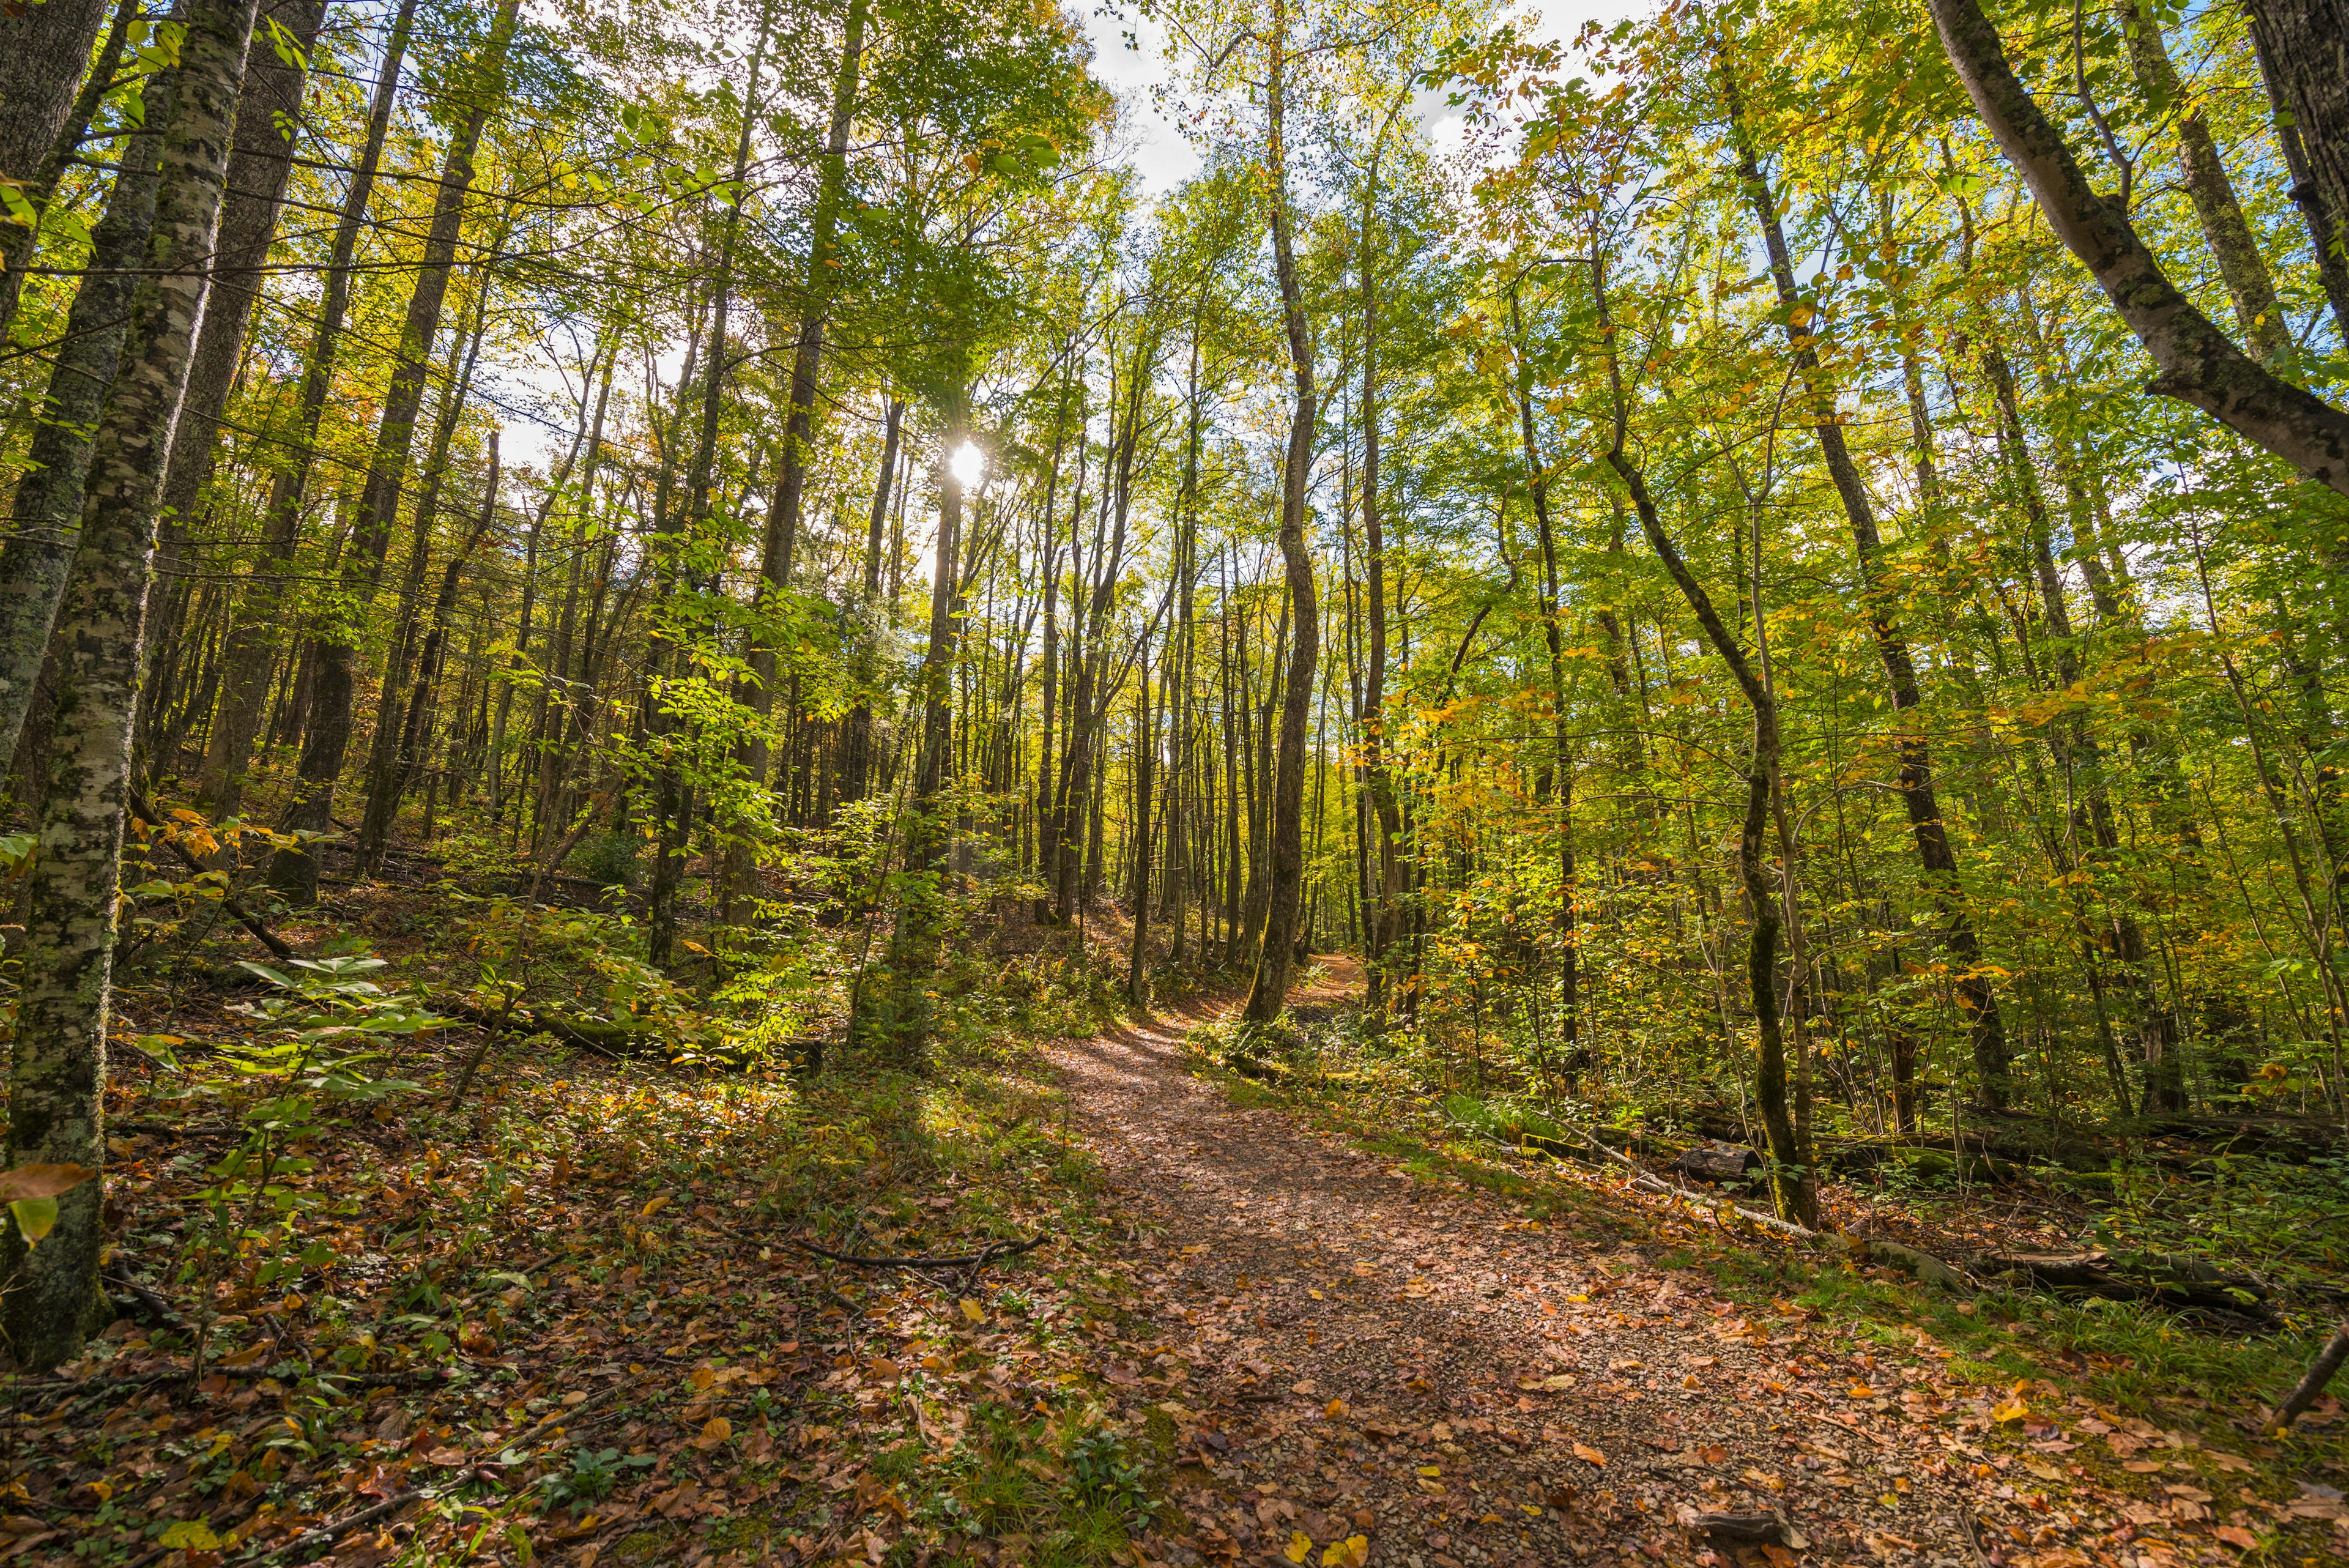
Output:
top-left (1673, 1142), bottom-right (1761, 1184)
top-left (433, 997), bottom-right (648, 1057)
top-left (1526, 1115), bottom-right (1975, 1293)
top-left (1969, 1250), bottom-right (2271, 1316)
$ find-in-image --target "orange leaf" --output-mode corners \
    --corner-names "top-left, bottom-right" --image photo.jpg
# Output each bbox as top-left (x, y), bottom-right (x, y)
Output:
top-left (1572, 1442), bottom-right (1606, 1466)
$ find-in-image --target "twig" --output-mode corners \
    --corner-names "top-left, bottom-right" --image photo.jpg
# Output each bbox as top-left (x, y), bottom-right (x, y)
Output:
top-left (125, 786), bottom-right (299, 960)
top-left (103, 1270), bottom-right (186, 1329)
top-left (2271, 1316), bottom-right (2349, 1433)
top-left (1957, 1506), bottom-right (1993, 1568)
top-left (788, 1235), bottom-right (1047, 1271)
top-left (251, 1468), bottom-right (480, 1564)
top-left (251, 1381), bottom-right (628, 1564)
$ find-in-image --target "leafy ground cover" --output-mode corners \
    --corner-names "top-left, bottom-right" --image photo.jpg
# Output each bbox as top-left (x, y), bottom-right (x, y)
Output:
top-left (1, 871), bottom-right (1195, 1568)
top-left (7, 910), bottom-right (2347, 1568)
top-left (1148, 974), bottom-right (2349, 1568)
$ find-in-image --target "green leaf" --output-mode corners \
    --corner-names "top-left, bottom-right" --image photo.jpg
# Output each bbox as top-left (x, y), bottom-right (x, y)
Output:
top-left (7, 1196), bottom-right (59, 1246)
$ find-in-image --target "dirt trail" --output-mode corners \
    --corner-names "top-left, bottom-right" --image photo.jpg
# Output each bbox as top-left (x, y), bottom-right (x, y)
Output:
top-left (1046, 960), bottom-right (2051, 1568)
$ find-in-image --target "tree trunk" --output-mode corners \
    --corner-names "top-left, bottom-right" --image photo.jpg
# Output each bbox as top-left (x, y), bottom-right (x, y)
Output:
top-left (136, 0), bottom-right (327, 782)
top-left (379, 439), bottom-right (502, 831)
top-left (154, 0), bottom-right (329, 538)
top-left (1359, 111), bottom-right (1405, 1020)
top-left (0, 0), bottom-right (113, 343)
top-left (2110, 0), bottom-right (2287, 358)
top-left (1508, 289), bottom-right (1579, 1079)
top-left (2243, 0), bottom-right (2349, 316)
top-left (845, 396), bottom-right (903, 805)
top-left (201, 0), bottom-right (421, 816)
top-left (1, 0), bottom-right (259, 1372)
top-left (1924, 0), bottom-right (2349, 496)
top-left (354, 257), bottom-right (502, 871)
top-left (1597, 253), bottom-right (1814, 1228)
top-left (2249, 23), bottom-right (2349, 342)
top-left (269, 0), bottom-right (518, 901)
top-left (1128, 632), bottom-right (1155, 1009)
top-left (1242, 0), bottom-right (1319, 1027)
top-left (1726, 93), bottom-right (2013, 1107)
top-left (869, 409), bottom-right (968, 1053)
top-left (0, 130), bottom-right (162, 781)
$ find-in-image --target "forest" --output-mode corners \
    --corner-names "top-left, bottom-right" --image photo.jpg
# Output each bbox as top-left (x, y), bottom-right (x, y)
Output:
top-left (2, 0), bottom-right (2348, 1563)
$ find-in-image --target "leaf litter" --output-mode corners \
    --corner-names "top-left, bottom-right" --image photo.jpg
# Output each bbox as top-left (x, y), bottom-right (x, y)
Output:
top-left (3, 954), bottom-right (2344, 1568)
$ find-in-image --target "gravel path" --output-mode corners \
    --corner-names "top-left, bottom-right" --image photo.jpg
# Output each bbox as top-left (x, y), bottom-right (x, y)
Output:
top-left (1045, 964), bottom-right (2089, 1568)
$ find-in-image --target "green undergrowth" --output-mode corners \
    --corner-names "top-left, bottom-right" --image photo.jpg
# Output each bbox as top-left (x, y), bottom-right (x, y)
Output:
top-left (29, 931), bottom-right (1170, 1568)
top-left (1181, 1004), bottom-right (2349, 1490)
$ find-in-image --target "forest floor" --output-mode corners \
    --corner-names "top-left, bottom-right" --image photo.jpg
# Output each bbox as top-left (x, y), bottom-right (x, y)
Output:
top-left (1048, 959), bottom-right (2349, 1568)
top-left (5, 920), bottom-right (2347, 1568)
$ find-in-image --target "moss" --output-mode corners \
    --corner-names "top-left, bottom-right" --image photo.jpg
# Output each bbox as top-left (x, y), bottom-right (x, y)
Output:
top-left (610, 1527), bottom-right (675, 1562)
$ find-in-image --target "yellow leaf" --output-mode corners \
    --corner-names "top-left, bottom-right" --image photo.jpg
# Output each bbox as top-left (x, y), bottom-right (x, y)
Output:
top-left (700, 1417), bottom-right (731, 1443)
top-left (1286, 1531), bottom-right (1313, 1562)
top-left (158, 1522), bottom-right (221, 1550)
top-left (1324, 1537), bottom-right (1371, 1568)
top-left (1417, 1465), bottom-right (1441, 1478)
top-left (7, 1196), bottom-right (59, 1246)
top-left (1308, 1288), bottom-right (1325, 1300)
top-left (960, 1298), bottom-right (985, 1323)
top-left (1991, 1398), bottom-right (2030, 1423)
top-left (689, 1366), bottom-right (715, 1391)
top-left (639, 1195), bottom-right (669, 1219)
top-left (1573, 1441), bottom-right (1607, 1466)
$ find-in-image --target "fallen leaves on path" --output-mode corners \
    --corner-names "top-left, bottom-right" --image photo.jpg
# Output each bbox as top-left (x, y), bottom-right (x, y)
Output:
top-left (1046, 965), bottom-right (2349, 1568)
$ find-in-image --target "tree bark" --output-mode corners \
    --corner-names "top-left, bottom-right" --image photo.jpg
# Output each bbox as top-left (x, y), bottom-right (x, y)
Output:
top-left (1596, 253), bottom-right (1814, 1228)
top-left (378, 437), bottom-right (501, 831)
top-left (200, 0), bottom-right (420, 816)
top-left (2248, 21), bottom-right (2349, 344)
top-left (0, 0), bottom-right (113, 343)
top-left (1127, 631), bottom-right (1155, 1009)
top-left (1924, 0), bottom-right (2349, 495)
top-left (2113, 0), bottom-right (2288, 359)
top-left (870, 407), bottom-right (968, 1053)
top-left (2243, 0), bottom-right (2349, 309)
top-left (1242, 0), bottom-right (1319, 1027)
top-left (1359, 105), bottom-right (1405, 1021)
top-left (843, 396), bottom-right (902, 806)
top-left (1508, 288), bottom-right (1579, 1079)
top-left (1, 0), bottom-right (259, 1372)
top-left (155, 0), bottom-right (330, 539)
top-left (0, 130), bottom-right (162, 782)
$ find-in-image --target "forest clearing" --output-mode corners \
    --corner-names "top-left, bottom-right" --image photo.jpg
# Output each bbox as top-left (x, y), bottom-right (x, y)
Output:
top-left (2, 0), bottom-right (2349, 1562)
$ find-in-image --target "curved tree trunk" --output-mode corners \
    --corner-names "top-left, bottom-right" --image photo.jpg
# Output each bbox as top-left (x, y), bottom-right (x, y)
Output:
top-left (1924, 0), bottom-right (2349, 496)
top-left (1595, 253), bottom-right (1816, 1228)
